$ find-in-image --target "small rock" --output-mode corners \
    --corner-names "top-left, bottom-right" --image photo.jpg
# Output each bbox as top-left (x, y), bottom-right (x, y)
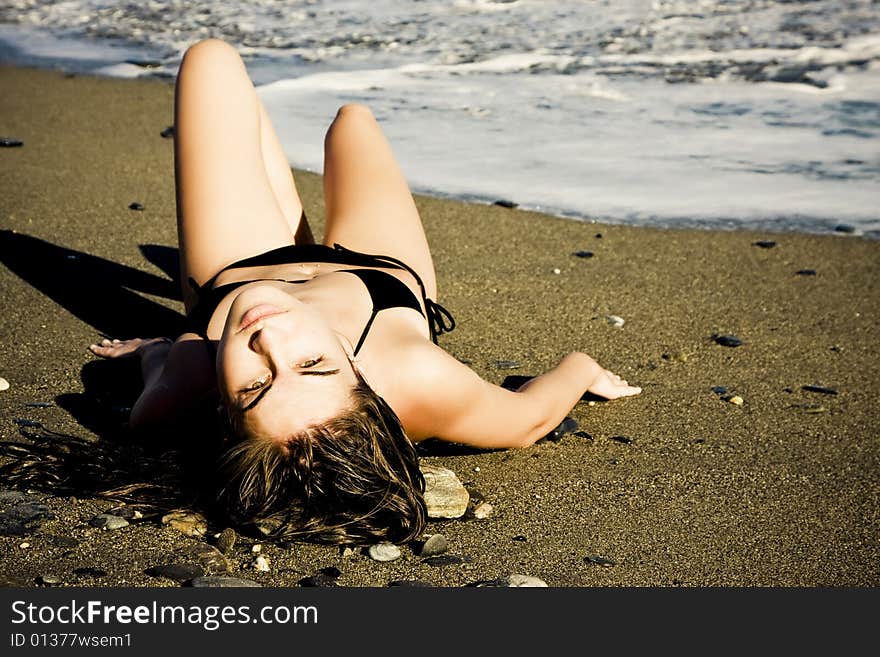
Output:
top-left (711, 386), bottom-right (728, 395)
top-left (19, 542), bottom-right (29, 549)
top-left (473, 502), bottom-right (494, 519)
top-left (252, 544), bottom-right (262, 553)
top-left (189, 576), bottom-right (261, 588)
top-left (161, 510), bottom-right (207, 537)
top-left (37, 575), bottom-right (62, 586)
top-left (573, 430), bottom-right (593, 440)
top-left (422, 555), bottom-right (463, 567)
top-left (506, 574), bottom-right (548, 587)
top-left (606, 315), bottom-right (625, 328)
top-left (177, 543), bottom-right (231, 575)
top-left (253, 555), bottom-right (270, 572)
top-left (420, 534), bottom-right (449, 557)
top-left (572, 250), bottom-right (594, 258)
top-left (89, 513), bottom-right (129, 531)
top-left (544, 416), bottom-right (579, 441)
top-left (298, 573), bottom-right (339, 587)
top-left (340, 546), bottom-right (356, 557)
top-left (512, 535), bottom-right (527, 542)
top-left (752, 240), bottom-right (776, 248)
top-left (368, 542), bottom-right (402, 562)
top-left (584, 555), bottom-right (616, 567)
top-left (0, 377), bottom-right (12, 390)
top-left (552, 267), bottom-right (561, 275)
top-left (0, 138), bottom-right (24, 147)
top-left (609, 435), bottom-right (633, 445)
top-left (147, 563), bottom-right (204, 583)
top-left (494, 199), bottom-right (518, 209)
top-left (834, 224), bottom-right (855, 234)
top-left (106, 505), bottom-right (142, 521)
top-left (802, 385), bottom-right (838, 395)
top-left (796, 269), bottom-right (817, 276)
top-left (494, 360), bottom-right (521, 370)
top-left (160, 126), bottom-right (175, 139)
top-left (128, 202), bottom-right (144, 211)
top-left (728, 395), bottom-right (744, 406)
top-left (713, 334), bottom-right (743, 347)
top-left (216, 528), bottom-right (236, 554)
top-left (23, 401), bottom-right (52, 408)
top-left (421, 464), bottom-right (470, 519)
top-left (320, 566), bottom-right (342, 579)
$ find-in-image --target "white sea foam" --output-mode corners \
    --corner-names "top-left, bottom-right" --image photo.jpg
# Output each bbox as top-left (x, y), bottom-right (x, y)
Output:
top-left (1, 0), bottom-right (878, 235)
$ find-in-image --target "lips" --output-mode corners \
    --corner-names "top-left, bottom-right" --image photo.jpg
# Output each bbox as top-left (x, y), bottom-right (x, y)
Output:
top-left (238, 304), bottom-right (286, 333)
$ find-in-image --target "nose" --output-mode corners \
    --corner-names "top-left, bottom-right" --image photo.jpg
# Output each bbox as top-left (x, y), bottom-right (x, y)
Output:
top-left (248, 323), bottom-right (286, 356)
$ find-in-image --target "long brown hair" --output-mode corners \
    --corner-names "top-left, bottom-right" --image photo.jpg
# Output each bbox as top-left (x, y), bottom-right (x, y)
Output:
top-left (215, 369), bottom-right (426, 545)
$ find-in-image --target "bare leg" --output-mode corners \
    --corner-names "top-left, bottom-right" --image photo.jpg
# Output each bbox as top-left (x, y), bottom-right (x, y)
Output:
top-left (322, 104), bottom-right (437, 299)
top-left (173, 39), bottom-right (309, 311)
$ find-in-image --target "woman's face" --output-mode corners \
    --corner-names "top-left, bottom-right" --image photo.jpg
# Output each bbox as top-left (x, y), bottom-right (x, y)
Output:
top-left (216, 283), bottom-right (358, 439)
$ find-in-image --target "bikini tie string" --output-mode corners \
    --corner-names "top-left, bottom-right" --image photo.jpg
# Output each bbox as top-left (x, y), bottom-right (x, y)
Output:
top-left (425, 299), bottom-right (456, 342)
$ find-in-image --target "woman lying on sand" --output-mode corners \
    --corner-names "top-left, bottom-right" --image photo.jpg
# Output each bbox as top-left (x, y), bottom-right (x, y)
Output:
top-left (88, 39), bottom-right (641, 545)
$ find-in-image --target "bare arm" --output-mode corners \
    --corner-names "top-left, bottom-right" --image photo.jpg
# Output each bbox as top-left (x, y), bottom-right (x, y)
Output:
top-left (88, 334), bottom-right (217, 430)
top-left (404, 347), bottom-right (640, 449)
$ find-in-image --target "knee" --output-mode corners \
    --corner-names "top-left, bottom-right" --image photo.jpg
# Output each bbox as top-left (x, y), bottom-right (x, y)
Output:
top-left (180, 38), bottom-right (242, 71)
top-left (334, 103), bottom-right (377, 123)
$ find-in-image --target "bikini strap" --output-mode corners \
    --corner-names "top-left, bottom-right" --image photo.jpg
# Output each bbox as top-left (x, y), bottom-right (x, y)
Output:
top-left (332, 243), bottom-right (456, 343)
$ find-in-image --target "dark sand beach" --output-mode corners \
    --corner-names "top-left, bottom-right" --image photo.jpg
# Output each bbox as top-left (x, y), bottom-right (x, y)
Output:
top-left (1, 65), bottom-right (878, 588)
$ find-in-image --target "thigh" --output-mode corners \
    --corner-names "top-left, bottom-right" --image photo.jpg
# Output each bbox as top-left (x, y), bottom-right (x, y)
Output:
top-left (174, 39), bottom-right (295, 310)
top-left (322, 104), bottom-right (437, 299)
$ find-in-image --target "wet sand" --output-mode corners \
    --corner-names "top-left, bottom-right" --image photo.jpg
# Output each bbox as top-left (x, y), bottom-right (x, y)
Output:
top-left (1, 64), bottom-right (878, 587)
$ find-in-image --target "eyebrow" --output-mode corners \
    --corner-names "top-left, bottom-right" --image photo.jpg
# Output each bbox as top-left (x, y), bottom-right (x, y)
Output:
top-left (241, 369), bottom-right (342, 413)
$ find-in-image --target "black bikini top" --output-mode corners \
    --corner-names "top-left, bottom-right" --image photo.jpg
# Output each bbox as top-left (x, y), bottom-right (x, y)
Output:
top-left (186, 243), bottom-right (455, 356)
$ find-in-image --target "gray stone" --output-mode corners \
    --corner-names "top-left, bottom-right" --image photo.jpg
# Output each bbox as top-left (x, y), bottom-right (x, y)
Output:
top-left (421, 464), bottom-right (469, 519)
top-left (473, 502), bottom-right (494, 519)
top-left (0, 501), bottom-right (53, 536)
top-left (161, 511), bottom-right (207, 537)
top-left (420, 534), bottom-right (448, 557)
top-left (177, 544), bottom-right (231, 575)
top-left (147, 563), bottom-right (205, 583)
top-left (37, 574), bottom-right (62, 586)
top-left (506, 574), bottom-right (548, 587)
top-left (189, 577), bottom-right (262, 588)
top-left (88, 513), bottom-right (128, 531)
top-left (368, 542), bottom-right (402, 562)
top-left (216, 527), bottom-right (236, 554)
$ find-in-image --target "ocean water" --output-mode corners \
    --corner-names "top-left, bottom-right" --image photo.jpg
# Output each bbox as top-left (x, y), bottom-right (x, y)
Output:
top-left (2, 0), bottom-right (879, 237)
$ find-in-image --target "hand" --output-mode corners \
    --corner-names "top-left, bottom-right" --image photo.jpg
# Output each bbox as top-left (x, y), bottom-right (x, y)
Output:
top-left (586, 367), bottom-right (642, 400)
top-left (88, 337), bottom-right (172, 360)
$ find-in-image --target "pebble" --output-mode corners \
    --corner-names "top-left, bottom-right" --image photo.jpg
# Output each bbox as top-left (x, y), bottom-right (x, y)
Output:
top-left (494, 360), bottom-right (521, 370)
top-left (368, 542), bottom-right (402, 562)
top-left (24, 401), bottom-right (53, 407)
top-left (161, 510), bottom-right (208, 537)
top-left (253, 555), bottom-right (270, 572)
top-left (662, 351), bottom-right (689, 363)
top-left (106, 505), bottom-right (143, 520)
top-left (728, 395), bottom-right (744, 406)
top-left (88, 513), bottom-right (128, 531)
top-left (147, 563), bottom-right (204, 582)
top-left (584, 554), bottom-right (616, 567)
top-left (473, 502), bottom-right (494, 519)
top-left (177, 543), bottom-right (231, 575)
top-left (494, 199), bottom-right (518, 209)
top-left (0, 138), bottom-right (24, 147)
top-left (0, 498), bottom-right (52, 536)
top-left (506, 574), bottom-right (548, 587)
top-left (216, 527), bottom-right (236, 554)
top-left (802, 385), bottom-right (838, 395)
top-left (796, 269), bottom-right (817, 276)
top-left (573, 250), bottom-right (594, 258)
top-left (834, 224), bottom-right (855, 234)
top-left (711, 386), bottom-right (728, 395)
top-left (0, 377), bottom-right (10, 391)
top-left (752, 240), bottom-right (777, 248)
top-left (420, 534), bottom-right (449, 557)
top-left (19, 542), bottom-right (30, 549)
top-left (37, 575), bottom-right (62, 586)
top-left (713, 334), bottom-right (743, 347)
top-left (610, 435), bottom-right (634, 445)
top-left (544, 416), bottom-right (579, 441)
top-left (189, 576), bottom-right (261, 588)
top-left (552, 267), bottom-right (561, 275)
top-left (421, 464), bottom-right (470, 518)
top-left (128, 202), bottom-right (144, 211)
top-left (252, 544), bottom-right (262, 553)
top-left (160, 126), bottom-right (175, 138)
top-left (512, 535), bottom-right (527, 542)
top-left (423, 555), bottom-right (464, 567)
top-left (606, 315), bottom-right (625, 328)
